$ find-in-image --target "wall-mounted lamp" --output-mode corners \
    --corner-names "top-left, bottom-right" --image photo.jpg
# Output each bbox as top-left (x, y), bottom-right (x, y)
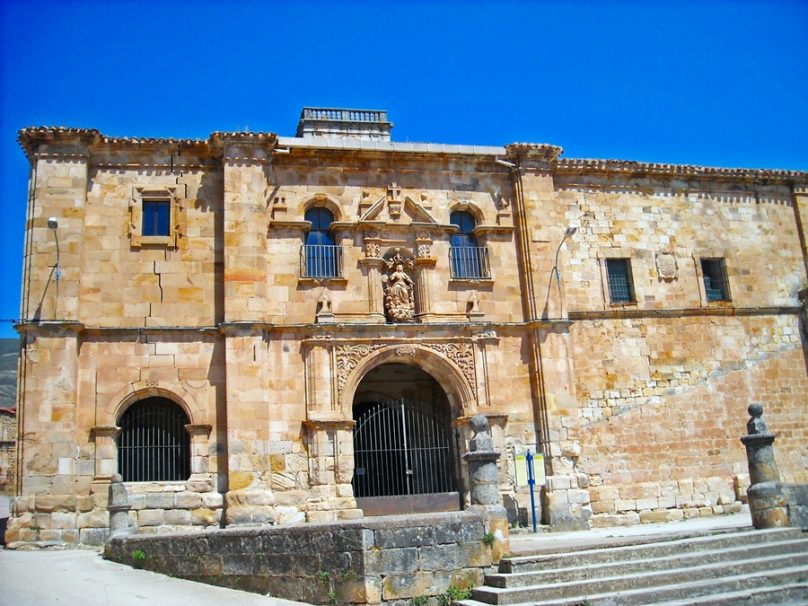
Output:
top-left (48, 217), bottom-right (61, 284)
top-left (554, 225), bottom-right (578, 284)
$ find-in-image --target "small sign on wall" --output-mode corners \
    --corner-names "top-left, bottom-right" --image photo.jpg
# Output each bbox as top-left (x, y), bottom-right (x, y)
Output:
top-left (514, 451), bottom-right (545, 487)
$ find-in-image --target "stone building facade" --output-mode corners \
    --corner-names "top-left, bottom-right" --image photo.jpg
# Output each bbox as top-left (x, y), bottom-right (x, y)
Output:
top-left (7, 108), bottom-right (808, 544)
top-left (0, 407), bottom-right (16, 496)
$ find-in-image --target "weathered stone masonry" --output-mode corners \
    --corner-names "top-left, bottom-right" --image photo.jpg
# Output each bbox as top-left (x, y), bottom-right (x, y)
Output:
top-left (7, 110), bottom-right (808, 544)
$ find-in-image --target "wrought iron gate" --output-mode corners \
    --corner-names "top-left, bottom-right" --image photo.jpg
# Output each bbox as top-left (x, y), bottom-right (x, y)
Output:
top-left (352, 400), bottom-right (458, 513)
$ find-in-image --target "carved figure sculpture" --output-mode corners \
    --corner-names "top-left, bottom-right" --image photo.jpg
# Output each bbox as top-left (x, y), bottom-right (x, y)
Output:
top-left (384, 263), bottom-right (415, 321)
top-left (383, 254), bottom-right (415, 321)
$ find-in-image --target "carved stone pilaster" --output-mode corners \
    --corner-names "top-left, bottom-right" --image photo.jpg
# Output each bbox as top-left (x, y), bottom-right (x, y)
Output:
top-left (358, 257), bottom-right (385, 321)
top-left (414, 257), bottom-right (436, 319)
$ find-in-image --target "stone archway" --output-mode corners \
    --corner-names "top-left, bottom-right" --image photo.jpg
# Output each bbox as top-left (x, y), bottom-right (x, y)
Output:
top-left (351, 363), bottom-right (462, 515)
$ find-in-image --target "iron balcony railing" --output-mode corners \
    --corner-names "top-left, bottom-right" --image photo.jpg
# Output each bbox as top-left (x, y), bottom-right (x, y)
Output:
top-left (300, 244), bottom-right (344, 279)
top-left (449, 246), bottom-right (491, 279)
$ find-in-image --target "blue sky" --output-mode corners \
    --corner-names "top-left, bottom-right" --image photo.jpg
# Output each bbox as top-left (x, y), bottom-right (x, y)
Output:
top-left (1, 0), bottom-right (806, 339)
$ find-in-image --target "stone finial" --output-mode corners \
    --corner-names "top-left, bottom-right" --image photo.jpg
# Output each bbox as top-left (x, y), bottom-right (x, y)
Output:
top-left (746, 403), bottom-right (770, 436)
top-left (469, 414), bottom-right (494, 453)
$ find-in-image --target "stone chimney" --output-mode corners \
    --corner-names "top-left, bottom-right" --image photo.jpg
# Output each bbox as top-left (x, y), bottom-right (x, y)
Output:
top-left (296, 107), bottom-right (393, 141)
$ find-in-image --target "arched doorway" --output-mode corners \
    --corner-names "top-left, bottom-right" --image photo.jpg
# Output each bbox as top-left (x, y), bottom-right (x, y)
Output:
top-left (352, 363), bottom-right (461, 515)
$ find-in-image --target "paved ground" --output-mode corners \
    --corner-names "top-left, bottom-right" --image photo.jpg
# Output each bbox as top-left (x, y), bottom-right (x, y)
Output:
top-left (0, 548), bottom-right (309, 606)
top-left (0, 511), bottom-right (754, 605)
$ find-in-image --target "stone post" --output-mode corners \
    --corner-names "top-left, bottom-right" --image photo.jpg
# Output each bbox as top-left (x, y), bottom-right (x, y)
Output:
top-left (107, 473), bottom-right (132, 539)
top-left (740, 403), bottom-right (788, 529)
top-left (463, 415), bottom-right (509, 562)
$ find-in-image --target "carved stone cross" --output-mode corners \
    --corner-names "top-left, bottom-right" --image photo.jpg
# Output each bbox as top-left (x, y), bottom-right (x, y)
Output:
top-left (387, 182), bottom-right (401, 202)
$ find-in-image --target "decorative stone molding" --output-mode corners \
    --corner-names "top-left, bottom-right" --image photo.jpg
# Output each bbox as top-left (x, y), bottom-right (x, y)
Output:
top-left (129, 184), bottom-right (186, 248)
top-left (363, 232), bottom-right (382, 258)
top-left (422, 342), bottom-right (476, 399)
top-left (335, 341), bottom-right (477, 401)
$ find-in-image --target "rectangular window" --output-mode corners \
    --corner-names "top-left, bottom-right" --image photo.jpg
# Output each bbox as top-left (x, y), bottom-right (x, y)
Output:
top-left (701, 258), bottom-right (730, 301)
top-left (142, 200), bottom-right (171, 237)
top-left (606, 258), bottom-right (635, 304)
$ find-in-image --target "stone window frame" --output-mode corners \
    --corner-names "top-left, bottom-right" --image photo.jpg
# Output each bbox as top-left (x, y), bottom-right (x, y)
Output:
top-left (695, 256), bottom-right (733, 305)
top-left (297, 194), bottom-right (348, 286)
top-left (597, 251), bottom-right (642, 309)
top-left (129, 185), bottom-right (185, 248)
top-left (447, 199), bottom-right (496, 285)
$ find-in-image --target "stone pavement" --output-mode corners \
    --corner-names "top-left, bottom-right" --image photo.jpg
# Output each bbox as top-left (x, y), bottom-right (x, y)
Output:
top-left (0, 547), bottom-right (309, 606)
top-left (509, 510), bottom-right (753, 554)
top-left (0, 511), bottom-right (754, 605)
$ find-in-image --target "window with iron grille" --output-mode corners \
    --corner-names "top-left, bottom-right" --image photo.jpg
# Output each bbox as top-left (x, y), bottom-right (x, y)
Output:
top-left (302, 207), bottom-right (342, 278)
top-left (606, 258), bottom-right (635, 304)
top-left (449, 210), bottom-right (490, 279)
top-left (117, 398), bottom-right (190, 482)
top-left (701, 258), bottom-right (730, 301)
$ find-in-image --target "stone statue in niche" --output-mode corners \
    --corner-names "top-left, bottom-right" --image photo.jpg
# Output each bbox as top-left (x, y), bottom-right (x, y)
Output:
top-left (383, 254), bottom-right (415, 321)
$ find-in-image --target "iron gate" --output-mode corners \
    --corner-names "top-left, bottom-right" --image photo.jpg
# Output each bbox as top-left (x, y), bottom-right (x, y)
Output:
top-left (352, 400), bottom-right (457, 501)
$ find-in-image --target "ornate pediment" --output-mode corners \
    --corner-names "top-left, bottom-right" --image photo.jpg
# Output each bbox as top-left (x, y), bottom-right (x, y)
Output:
top-left (359, 182), bottom-right (438, 225)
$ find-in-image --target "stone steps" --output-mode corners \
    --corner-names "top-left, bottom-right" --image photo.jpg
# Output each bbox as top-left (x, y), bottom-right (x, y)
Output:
top-left (457, 527), bottom-right (808, 606)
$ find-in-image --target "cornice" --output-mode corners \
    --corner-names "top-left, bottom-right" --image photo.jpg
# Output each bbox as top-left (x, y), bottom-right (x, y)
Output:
top-left (555, 157), bottom-right (808, 185)
top-left (505, 142), bottom-right (564, 160)
top-left (18, 126), bottom-right (278, 164)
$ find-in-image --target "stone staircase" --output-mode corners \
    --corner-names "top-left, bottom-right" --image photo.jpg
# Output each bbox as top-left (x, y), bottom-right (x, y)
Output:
top-left (458, 527), bottom-right (808, 606)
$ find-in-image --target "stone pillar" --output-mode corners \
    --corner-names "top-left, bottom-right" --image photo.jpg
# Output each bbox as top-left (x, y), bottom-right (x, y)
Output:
top-left (741, 403), bottom-right (788, 529)
top-left (107, 473), bottom-right (132, 539)
top-left (414, 257), bottom-right (436, 320)
top-left (302, 420), bottom-right (362, 523)
top-left (463, 415), bottom-right (509, 562)
top-left (358, 257), bottom-right (385, 321)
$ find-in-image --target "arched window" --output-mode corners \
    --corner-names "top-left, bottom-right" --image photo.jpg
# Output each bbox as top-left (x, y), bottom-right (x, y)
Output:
top-left (302, 207), bottom-right (341, 278)
top-left (449, 211), bottom-right (488, 278)
top-left (117, 397), bottom-right (190, 482)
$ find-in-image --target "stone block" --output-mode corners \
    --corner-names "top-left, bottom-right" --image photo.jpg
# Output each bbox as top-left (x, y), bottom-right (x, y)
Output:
top-left (591, 499), bottom-right (615, 514)
top-left (78, 510), bottom-right (109, 529)
top-left (635, 498), bottom-right (658, 510)
top-left (165, 509), bottom-right (192, 525)
top-left (175, 492), bottom-right (203, 509)
top-left (201, 492), bottom-right (224, 508)
top-left (138, 509), bottom-right (165, 527)
top-left (34, 495), bottom-right (77, 512)
top-left (420, 544), bottom-right (460, 571)
top-left (380, 547), bottom-right (418, 574)
top-left (615, 499), bottom-right (636, 512)
top-left (567, 489), bottom-right (591, 505)
top-left (639, 509), bottom-right (683, 524)
top-left (145, 493), bottom-right (174, 509)
top-left (192, 507), bottom-right (220, 526)
top-left (80, 527), bottom-right (110, 546)
top-left (375, 526), bottom-right (435, 549)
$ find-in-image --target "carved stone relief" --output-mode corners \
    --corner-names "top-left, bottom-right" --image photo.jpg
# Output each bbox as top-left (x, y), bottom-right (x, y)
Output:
top-left (383, 254), bottom-right (415, 322)
top-left (656, 251), bottom-right (678, 280)
top-left (363, 232), bottom-right (381, 258)
top-left (335, 342), bottom-right (477, 400)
